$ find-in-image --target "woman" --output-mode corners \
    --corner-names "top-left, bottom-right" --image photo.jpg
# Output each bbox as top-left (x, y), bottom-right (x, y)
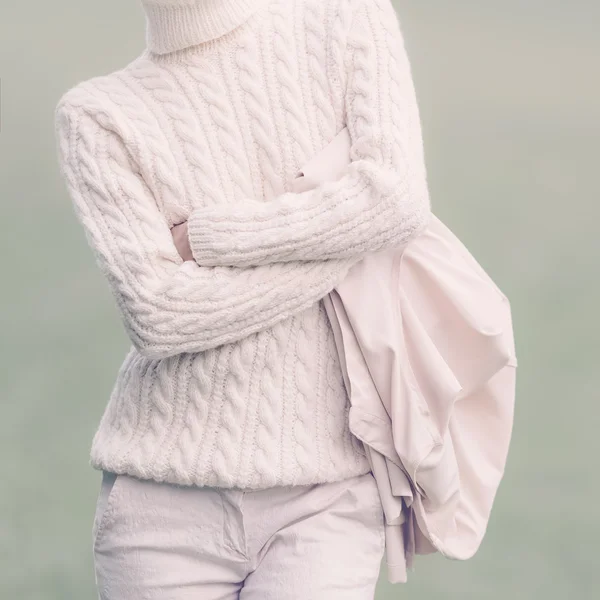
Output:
top-left (54, 0), bottom-right (431, 597)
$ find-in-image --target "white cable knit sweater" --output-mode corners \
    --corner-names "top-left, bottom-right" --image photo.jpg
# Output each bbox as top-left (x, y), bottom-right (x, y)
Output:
top-left (54, 0), bottom-right (431, 489)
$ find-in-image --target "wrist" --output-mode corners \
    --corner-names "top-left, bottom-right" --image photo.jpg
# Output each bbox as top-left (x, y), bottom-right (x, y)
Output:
top-left (187, 208), bottom-right (220, 266)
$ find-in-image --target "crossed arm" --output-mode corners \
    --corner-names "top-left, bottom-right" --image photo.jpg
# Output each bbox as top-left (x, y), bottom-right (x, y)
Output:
top-left (54, 93), bottom-right (358, 360)
top-left (55, 0), bottom-right (429, 361)
top-left (181, 0), bottom-right (431, 269)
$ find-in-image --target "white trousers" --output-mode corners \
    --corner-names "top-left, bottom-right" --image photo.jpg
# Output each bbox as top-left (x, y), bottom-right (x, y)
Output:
top-left (92, 469), bottom-right (385, 599)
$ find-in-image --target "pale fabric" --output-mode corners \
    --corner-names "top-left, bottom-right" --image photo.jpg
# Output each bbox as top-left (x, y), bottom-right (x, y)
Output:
top-left (54, 0), bottom-right (430, 490)
top-left (292, 127), bottom-right (518, 584)
top-left (92, 470), bottom-right (385, 599)
top-left (140, 0), bottom-right (272, 54)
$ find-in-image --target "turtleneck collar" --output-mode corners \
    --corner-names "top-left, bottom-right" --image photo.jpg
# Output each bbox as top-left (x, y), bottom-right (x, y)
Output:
top-left (140, 0), bottom-right (269, 55)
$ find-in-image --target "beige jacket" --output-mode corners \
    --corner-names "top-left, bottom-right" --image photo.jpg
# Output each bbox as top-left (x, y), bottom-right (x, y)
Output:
top-left (292, 127), bottom-right (518, 584)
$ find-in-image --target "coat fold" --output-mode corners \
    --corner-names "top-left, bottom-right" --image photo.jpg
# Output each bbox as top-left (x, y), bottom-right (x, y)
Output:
top-left (292, 127), bottom-right (518, 584)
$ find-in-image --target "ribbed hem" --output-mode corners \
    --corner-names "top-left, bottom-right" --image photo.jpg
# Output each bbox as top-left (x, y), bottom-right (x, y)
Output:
top-left (186, 206), bottom-right (215, 265)
top-left (141, 0), bottom-right (269, 54)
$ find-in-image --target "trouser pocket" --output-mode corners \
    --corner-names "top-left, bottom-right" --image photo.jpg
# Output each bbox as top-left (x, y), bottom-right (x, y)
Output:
top-left (92, 471), bottom-right (120, 551)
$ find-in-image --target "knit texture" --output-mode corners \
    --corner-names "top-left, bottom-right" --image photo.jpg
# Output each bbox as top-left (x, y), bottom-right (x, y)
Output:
top-left (54, 0), bottom-right (431, 490)
top-left (141, 0), bottom-right (272, 54)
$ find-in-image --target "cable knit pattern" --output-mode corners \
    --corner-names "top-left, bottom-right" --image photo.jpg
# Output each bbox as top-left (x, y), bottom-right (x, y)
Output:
top-left (186, 0), bottom-right (431, 267)
top-left (54, 0), bottom-right (430, 490)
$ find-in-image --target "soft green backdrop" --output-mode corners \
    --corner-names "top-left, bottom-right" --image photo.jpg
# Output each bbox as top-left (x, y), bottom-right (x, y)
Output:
top-left (1, 1), bottom-right (598, 598)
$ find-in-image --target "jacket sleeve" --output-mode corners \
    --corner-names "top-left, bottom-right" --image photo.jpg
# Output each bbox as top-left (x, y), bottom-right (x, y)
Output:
top-left (185, 0), bottom-right (432, 268)
top-left (54, 93), bottom-right (357, 360)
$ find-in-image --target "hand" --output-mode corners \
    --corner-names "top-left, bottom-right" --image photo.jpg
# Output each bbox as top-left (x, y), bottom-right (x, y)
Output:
top-left (170, 220), bottom-right (194, 262)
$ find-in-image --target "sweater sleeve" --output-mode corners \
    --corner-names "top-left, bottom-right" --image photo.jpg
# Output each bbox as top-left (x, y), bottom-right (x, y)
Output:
top-left (54, 93), bottom-right (357, 360)
top-left (186, 0), bottom-right (431, 268)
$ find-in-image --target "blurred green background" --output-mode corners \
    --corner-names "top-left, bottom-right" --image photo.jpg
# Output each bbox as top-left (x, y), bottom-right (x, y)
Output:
top-left (1, 0), bottom-right (598, 598)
